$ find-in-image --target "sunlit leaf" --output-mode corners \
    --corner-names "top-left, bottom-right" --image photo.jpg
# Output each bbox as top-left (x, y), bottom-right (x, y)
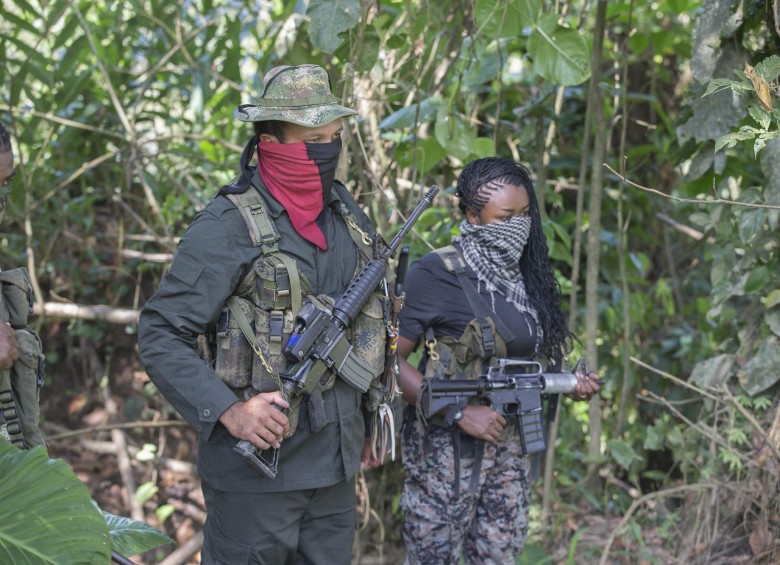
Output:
top-left (527, 14), bottom-right (590, 86)
top-left (306, 0), bottom-right (361, 53)
top-left (474, 0), bottom-right (539, 40)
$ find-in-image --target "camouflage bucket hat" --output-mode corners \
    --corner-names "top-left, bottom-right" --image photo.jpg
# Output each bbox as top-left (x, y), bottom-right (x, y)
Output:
top-left (237, 65), bottom-right (357, 127)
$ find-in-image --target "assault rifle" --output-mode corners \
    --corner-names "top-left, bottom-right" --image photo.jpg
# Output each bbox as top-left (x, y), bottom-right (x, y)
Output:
top-left (417, 359), bottom-right (579, 455)
top-left (235, 185), bottom-right (439, 477)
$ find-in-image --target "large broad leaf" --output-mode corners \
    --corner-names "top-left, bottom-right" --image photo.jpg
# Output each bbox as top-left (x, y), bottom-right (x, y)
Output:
top-left (739, 337), bottom-right (780, 395)
top-left (0, 441), bottom-right (111, 565)
top-left (379, 96), bottom-right (442, 130)
top-left (102, 509), bottom-right (175, 557)
top-left (606, 439), bottom-right (641, 471)
top-left (527, 13), bottom-right (590, 86)
top-left (306, 0), bottom-right (361, 53)
top-left (690, 353), bottom-right (735, 388)
top-left (434, 104), bottom-right (477, 161)
top-left (474, 0), bottom-right (539, 40)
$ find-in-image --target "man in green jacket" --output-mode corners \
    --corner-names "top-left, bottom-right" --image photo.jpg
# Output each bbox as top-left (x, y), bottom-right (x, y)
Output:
top-left (138, 65), bottom-right (384, 565)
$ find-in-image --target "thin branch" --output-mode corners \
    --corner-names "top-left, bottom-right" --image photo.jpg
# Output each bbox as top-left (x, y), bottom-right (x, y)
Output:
top-left (0, 104), bottom-right (124, 139)
top-left (158, 531), bottom-right (204, 565)
top-left (46, 420), bottom-right (188, 441)
top-left (31, 150), bottom-right (120, 209)
top-left (33, 302), bottom-right (140, 325)
top-left (656, 212), bottom-right (716, 243)
top-left (71, 5), bottom-right (135, 136)
top-left (604, 163), bottom-right (780, 209)
top-left (630, 356), bottom-right (720, 401)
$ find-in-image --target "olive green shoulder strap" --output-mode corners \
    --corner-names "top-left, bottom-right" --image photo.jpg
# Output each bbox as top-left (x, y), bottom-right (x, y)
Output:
top-left (226, 190), bottom-right (280, 253)
top-left (331, 196), bottom-right (373, 262)
top-left (225, 190), bottom-right (304, 316)
top-left (433, 245), bottom-right (515, 350)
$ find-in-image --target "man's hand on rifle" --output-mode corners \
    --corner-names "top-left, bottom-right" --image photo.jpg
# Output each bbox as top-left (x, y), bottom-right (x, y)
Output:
top-left (0, 322), bottom-right (19, 370)
top-left (458, 405), bottom-right (507, 444)
top-left (220, 392), bottom-right (290, 450)
top-left (568, 370), bottom-right (600, 402)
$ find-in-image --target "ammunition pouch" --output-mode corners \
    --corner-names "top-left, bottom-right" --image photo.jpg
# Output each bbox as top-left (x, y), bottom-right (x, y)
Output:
top-left (0, 268), bottom-right (46, 449)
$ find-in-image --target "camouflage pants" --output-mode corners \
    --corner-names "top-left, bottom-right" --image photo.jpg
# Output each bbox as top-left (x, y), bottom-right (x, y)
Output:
top-left (401, 418), bottom-right (531, 565)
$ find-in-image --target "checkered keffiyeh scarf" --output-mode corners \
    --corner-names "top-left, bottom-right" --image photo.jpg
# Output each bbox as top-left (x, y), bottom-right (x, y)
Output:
top-left (452, 215), bottom-right (540, 347)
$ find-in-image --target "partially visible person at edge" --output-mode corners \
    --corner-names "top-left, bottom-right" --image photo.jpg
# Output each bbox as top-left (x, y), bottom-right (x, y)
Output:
top-left (138, 65), bottom-right (388, 565)
top-left (0, 122), bottom-right (20, 370)
top-left (396, 157), bottom-right (601, 564)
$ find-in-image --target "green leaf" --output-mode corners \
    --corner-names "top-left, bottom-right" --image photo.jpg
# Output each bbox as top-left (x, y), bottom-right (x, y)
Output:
top-left (740, 337), bottom-right (780, 395)
top-left (715, 133), bottom-right (737, 153)
top-left (462, 38), bottom-right (504, 87)
top-left (135, 481), bottom-right (159, 504)
top-left (690, 354), bottom-right (735, 389)
top-left (414, 137), bottom-right (448, 174)
top-left (473, 137), bottom-right (495, 158)
top-left (0, 441), bottom-right (110, 565)
top-left (644, 425), bottom-right (664, 450)
top-left (379, 96), bottom-right (442, 130)
top-left (606, 439), bottom-right (641, 471)
top-left (527, 14), bottom-right (590, 86)
top-left (748, 106), bottom-right (771, 130)
top-left (767, 309), bottom-right (780, 338)
top-left (737, 208), bottom-right (765, 244)
top-left (756, 54), bottom-right (780, 82)
top-left (2, 10), bottom-right (40, 36)
top-left (702, 78), bottom-right (738, 97)
top-left (102, 509), bottom-right (174, 558)
top-left (641, 470), bottom-right (669, 481)
top-left (306, 0), bottom-right (361, 53)
top-left (434, 104), bottom-right (477, 161)
top-left (474, 0), bottom-right (539, 40)
top-left (744, 265), bottom-right (769, 294)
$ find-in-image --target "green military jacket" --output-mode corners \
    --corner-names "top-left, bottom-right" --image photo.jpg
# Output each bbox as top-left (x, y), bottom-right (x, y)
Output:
top-left (138, 163), bottom-right (372, 493)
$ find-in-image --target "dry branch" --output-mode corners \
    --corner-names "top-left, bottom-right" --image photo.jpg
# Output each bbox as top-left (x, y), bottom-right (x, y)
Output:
top-left (605, 163), bottom-right (780, 210)
top-left (33, 302), bottom-right (140, 325)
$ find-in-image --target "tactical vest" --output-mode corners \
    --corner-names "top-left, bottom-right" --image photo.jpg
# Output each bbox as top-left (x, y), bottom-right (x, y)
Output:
top-left (419, 245), bottom-right (514, 381)
top-left (0, 267), bottom-right (46, 449)
top-left (210, 187), bottom-right (388, 436)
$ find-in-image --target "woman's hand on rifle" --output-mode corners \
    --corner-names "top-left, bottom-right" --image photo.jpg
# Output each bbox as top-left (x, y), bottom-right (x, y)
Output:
top-left (457, 405), bottom-right (506, 444)
top-left (568, 370), bottom-right (600, 402)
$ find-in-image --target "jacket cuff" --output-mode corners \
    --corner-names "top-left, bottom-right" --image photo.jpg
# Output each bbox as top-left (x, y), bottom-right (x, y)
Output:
top-left (196, 381), bottom-right (239, 441)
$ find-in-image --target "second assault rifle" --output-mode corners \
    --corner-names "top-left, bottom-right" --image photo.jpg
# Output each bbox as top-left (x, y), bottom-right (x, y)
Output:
top-left (235, 185), bottom-right (439, 478)
top-left (417, 359), bottom-right (580, 455)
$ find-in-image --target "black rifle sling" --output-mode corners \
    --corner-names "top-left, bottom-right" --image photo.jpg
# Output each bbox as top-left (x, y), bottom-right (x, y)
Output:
top-left (435, 245), bottom-right (513, 495)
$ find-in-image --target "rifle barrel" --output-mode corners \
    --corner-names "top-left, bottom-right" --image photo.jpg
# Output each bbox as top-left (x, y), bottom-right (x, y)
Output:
top-left (385, 185), bottom-right (438, 256)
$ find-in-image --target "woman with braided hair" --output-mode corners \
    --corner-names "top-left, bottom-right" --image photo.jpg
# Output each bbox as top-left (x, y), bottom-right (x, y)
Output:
top-left (397, 156), bottom-right (600, 564)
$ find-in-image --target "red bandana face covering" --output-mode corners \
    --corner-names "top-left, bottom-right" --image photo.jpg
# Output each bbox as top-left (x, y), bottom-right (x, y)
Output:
top-left (257, 138), bottom-right (342, 250)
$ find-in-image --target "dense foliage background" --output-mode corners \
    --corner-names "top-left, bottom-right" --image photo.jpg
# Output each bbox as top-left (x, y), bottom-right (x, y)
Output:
top-left (2, 0), bottom-right (779, 563)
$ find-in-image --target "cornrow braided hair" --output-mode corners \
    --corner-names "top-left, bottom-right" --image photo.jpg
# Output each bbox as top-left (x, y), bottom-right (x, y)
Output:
top-left (0, 122), bottom-right (11, 153)
top-left (456, 157), bottom-right (571, 362)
